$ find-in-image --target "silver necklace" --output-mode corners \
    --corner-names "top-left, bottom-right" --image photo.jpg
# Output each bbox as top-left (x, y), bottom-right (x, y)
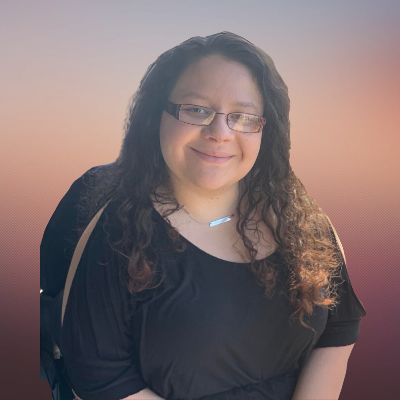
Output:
top-left (182, 205), bottom-right (235, 227)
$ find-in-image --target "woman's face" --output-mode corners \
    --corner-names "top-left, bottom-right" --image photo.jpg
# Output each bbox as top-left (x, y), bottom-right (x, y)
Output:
top-left (159, 54), bottom-right (264, 193)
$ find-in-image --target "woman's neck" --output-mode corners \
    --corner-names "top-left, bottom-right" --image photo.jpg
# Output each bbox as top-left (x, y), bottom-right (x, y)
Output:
top-left (162, 177), bottom-right (241, 224)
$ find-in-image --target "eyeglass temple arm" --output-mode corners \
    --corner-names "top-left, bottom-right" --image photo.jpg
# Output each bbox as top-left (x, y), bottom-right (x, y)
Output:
top-left (165, 100), bottom-right (181, 119)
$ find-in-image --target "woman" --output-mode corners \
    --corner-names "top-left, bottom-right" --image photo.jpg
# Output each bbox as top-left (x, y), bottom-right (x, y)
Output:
top-left (40, 32), bottom-right (366, 400)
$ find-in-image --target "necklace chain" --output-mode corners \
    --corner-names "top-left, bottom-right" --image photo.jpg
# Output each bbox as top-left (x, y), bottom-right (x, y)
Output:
top-left (182, 206), bottom-right (235, 227)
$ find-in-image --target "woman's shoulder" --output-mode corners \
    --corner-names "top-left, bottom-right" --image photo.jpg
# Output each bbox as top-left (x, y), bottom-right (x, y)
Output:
top-left (48, 163), bottom-right (115, 229)
top-left (40, 163), bottom-right (115, 295)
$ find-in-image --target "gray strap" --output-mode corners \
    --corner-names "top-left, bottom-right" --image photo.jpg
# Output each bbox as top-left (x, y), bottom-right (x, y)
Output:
top-left (61, 200), bottom-right (111, 327)
top-left (325, 214), bottom-right (347, 265)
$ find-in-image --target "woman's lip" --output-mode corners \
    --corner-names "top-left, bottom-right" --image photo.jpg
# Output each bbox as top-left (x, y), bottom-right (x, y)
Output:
top-left (190, 148), bottom-right (233, 163)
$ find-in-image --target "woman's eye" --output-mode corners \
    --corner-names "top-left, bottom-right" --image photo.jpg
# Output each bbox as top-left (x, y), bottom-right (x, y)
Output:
top-left (188, 107), bottom-right (206, 114)
top-left (231, 114), bottom-right (244, 120)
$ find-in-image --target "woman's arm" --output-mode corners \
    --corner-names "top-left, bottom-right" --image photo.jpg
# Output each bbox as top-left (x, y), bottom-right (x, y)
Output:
top-left (121, 388), bottom-right (166, 399)
top-left (291, 344), bottom-right (355, 400)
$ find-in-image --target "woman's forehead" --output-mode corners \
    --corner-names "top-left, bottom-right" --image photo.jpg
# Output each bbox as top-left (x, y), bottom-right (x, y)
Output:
top-left (171, 56), bottom-right (264, 112)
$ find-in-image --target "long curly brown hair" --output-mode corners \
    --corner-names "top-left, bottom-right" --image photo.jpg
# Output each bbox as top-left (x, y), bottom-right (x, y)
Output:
top-left (73, 32), bottom-right (343, 331)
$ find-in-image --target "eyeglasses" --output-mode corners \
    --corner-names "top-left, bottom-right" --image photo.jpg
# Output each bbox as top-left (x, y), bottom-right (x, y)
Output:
top-left (164, 100), bottom-right (266, 134)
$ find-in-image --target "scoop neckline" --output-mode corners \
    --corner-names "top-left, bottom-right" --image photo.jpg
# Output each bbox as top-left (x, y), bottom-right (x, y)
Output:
top-left (152, 204), bottom-right (278, 265)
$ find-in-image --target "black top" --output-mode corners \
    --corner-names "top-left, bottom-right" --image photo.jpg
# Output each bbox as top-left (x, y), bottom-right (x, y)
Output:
top-left (40, 165), bottom-right (366, 400)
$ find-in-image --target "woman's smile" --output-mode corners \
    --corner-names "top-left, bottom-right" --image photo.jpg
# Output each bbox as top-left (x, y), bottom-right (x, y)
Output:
top-left (190, 147), bottom-right (234, 164)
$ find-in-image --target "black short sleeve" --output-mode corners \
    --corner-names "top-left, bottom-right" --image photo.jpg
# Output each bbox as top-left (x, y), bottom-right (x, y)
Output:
top-left (60, 218), bottom-right (147, 399)
top-left (314, 227), bottom-right (367, 348)
top-left (40, 167), bottom-right (97, 296)
top-left (42, 165), bottom-right (147, 400)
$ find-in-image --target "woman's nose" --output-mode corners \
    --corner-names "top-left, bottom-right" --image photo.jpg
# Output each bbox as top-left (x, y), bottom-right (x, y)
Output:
top-left (201, 113), bottom-right (234, 142)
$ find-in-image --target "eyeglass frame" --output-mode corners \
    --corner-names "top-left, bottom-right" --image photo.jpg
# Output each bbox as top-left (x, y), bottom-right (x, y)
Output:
top-left (164, 100), bottom-right (266, 133)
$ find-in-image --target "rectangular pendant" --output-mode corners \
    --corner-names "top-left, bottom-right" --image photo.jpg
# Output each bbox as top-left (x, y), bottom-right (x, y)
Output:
top-left (209, 215), bottom-right (232, 227)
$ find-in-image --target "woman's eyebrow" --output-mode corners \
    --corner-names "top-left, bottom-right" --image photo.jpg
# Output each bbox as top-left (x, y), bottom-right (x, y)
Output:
top-left (181, 91), bottom-right (260, 112)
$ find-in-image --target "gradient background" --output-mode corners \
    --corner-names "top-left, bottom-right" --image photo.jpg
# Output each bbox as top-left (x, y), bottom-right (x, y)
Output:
top-left (1, 1), bottom-right (399, 399)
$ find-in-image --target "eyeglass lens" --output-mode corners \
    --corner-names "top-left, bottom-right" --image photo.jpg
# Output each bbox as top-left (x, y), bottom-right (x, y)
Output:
top-left (179, 105), bottom-right (262, 133)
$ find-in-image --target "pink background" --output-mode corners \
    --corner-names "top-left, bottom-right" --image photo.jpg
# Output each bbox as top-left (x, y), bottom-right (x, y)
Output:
top-left (1, 1), bottom-right (399, 399)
